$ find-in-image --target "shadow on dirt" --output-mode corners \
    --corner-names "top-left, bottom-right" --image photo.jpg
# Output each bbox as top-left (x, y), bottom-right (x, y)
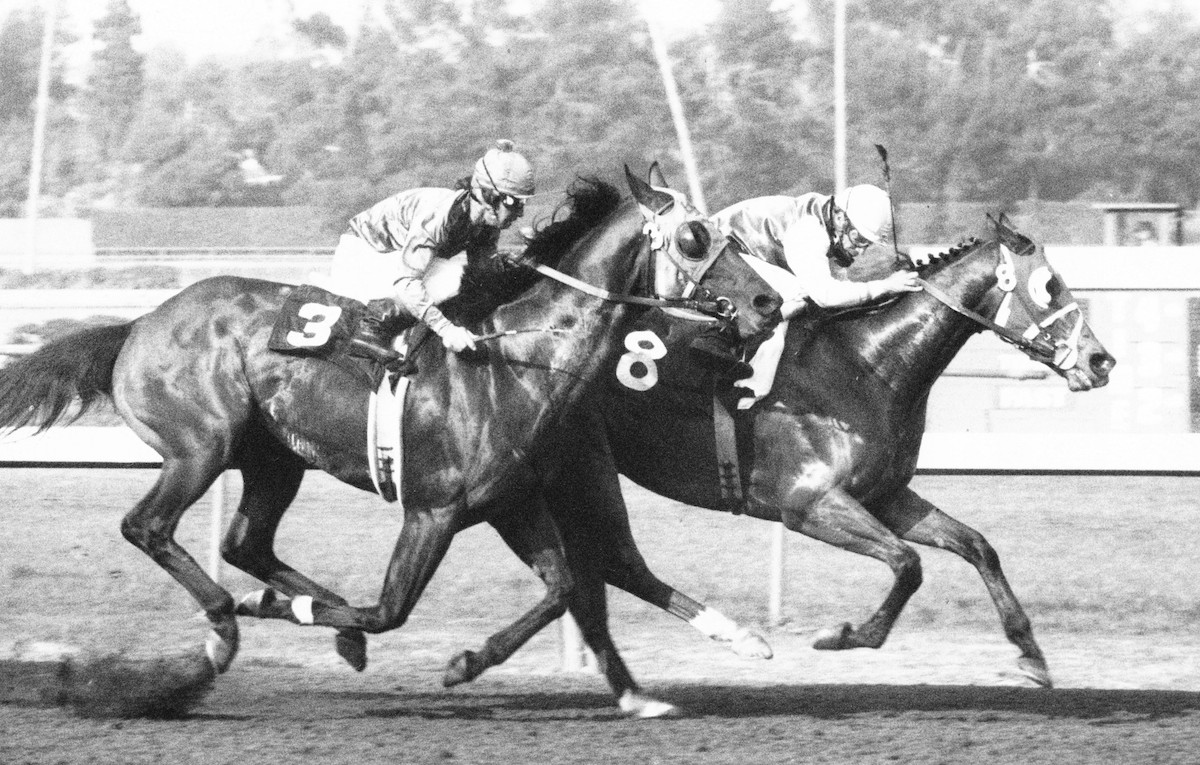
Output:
top-left (302, 683), bottom-right (1200, 724)
top-left (656, 683), bottom-right (1200, 722)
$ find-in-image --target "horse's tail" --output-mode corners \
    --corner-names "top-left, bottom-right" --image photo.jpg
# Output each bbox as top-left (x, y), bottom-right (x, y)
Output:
top-left (0, 322), bottom-right (133, 434)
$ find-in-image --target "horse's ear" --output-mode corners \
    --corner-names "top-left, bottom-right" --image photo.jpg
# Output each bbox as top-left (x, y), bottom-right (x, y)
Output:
top-left (986, 213), bottom-right (1003, 235)
top-left (625, 164), bottom-right (674, 214)
top-left (647, 161), bottom-right (669, 189)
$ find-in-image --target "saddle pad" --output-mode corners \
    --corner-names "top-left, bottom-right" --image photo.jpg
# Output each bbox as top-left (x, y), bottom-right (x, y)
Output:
top-left (268, 284), bottom-right (366, 358)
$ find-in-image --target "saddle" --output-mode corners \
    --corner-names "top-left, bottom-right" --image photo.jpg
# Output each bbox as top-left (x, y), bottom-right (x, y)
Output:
top-left (268, 284), bottom-right (429, 392)
top-left (268, 285), bottom-right (427, 503)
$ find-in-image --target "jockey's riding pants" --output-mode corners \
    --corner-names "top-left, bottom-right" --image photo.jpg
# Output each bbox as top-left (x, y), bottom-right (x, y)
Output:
top-left (326, 233), bottom-right (466, 307)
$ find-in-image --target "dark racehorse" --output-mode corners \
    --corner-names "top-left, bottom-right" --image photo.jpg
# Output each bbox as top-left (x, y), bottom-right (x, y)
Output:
top-left (0, 171), bottom-right (781, 717)
top-left (441, 215), bottom-right (1114, 689)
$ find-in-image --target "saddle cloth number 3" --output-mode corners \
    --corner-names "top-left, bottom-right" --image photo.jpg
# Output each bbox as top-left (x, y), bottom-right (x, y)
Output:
top-left (286, 302), bottom-right (344, 348)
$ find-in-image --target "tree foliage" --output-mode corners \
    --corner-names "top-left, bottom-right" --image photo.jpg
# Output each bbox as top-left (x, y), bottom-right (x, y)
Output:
top-left (4, 0), bottom-right (1200, 238)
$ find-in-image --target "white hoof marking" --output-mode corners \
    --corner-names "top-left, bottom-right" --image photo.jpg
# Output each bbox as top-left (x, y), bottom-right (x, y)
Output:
top-left (291, 595), bottom-right (315, 625)
top-left (619, 690), bottom-right (681, 719)
top-left (690, 607), bottom-right (739, 641)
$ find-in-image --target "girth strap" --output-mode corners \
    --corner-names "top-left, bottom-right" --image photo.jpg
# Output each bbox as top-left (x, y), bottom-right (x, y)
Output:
top-left (712, 388), bottom-right (746, 514)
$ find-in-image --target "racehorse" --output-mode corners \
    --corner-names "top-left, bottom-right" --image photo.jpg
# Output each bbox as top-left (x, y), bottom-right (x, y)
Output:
top-left (440, 214), bottom-right (1114, 689)
top-left (0, 170), bottom-right (782, 717)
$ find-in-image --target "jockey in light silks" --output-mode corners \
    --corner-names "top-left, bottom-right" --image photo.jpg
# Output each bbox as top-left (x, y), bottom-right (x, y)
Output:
top-left (327, 139), bottom-right (536, 365)
top-left (694, 184), bottom-right (922, 409)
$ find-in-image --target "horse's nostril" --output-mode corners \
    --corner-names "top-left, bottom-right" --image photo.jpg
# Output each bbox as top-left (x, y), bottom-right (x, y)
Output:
top-left (753, 294), bottom-right (776, 315)
top-left (1091, 352), bottom-right (1116, 375)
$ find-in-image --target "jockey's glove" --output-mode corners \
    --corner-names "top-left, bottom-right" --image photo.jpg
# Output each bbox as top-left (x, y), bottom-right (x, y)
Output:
top-left (436, 323), bottom-right (478, 353)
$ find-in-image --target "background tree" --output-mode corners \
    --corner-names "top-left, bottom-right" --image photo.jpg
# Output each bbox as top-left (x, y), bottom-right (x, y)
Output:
top-left (85, 0), bottom-right (144, 164)
top-left (4, 0), bottom-right (1200, 238)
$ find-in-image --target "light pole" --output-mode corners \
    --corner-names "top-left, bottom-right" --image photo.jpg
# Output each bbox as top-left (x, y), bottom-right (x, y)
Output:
top-left (25, 0), bottom-right (59, 274)
top-left (834, 0), bottom-right (847, 193)
top-left (641, 3), bottom-right (707, 213)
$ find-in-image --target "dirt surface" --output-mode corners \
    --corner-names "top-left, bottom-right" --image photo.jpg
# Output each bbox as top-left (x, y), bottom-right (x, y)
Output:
top-left (2, 469), bottom-right (1200, 763)
top-left (2, 626), bottom-right (1199, 765)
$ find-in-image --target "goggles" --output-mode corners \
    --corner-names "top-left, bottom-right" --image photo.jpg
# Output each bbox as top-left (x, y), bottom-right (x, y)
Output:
top-left (834, 206), bottom-right (872, 249)
top-left (844, 223), bottom-right (872, 249)
top-left (480, 187), bottom-right (525, 215)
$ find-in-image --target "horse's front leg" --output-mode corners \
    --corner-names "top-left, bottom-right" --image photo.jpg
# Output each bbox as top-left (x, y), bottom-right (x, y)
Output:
top-left (245, 504), bottom-right (457, 634)
top-left (443, 495), bottom-right (571, 686)
top-left (780, 487), bottom-right (924, 651)
top-left (222, 452), bottom-right (369, 671)
top-left (555, 451), bottom-right (771, 659)
top-left (879, 487), bottom-right (1051, 687)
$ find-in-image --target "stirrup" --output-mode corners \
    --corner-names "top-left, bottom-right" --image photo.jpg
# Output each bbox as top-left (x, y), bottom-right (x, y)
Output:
top-left (349, 338), bottom-right (401, 365)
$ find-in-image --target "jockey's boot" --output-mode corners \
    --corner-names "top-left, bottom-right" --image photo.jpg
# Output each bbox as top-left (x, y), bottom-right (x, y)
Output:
top-left (689, 325), bottom-right (752, 380)
top-left (350, 299), bottom-right (403, 368)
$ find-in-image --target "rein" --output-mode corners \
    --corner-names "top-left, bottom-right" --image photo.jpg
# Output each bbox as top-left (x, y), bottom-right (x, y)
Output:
top-left (516, 259), bottom-right (736, 319)
top-left (916, 277), bottom-right (1055, 359)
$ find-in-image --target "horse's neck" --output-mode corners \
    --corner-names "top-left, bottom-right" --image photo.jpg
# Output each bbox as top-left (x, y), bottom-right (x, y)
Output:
top-left (481, 216), bottom-right (645, 407)
top-left (855, 245), bottom-right (999, 397)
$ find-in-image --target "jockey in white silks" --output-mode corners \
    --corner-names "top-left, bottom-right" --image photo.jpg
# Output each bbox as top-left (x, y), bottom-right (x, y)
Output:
top-left (326, 139), bottom-right (536, 364)
top-left (709, 184), bottom-right (922, 410)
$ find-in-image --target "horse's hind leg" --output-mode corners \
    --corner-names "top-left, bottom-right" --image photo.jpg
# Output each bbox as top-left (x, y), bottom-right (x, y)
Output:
top-left (879, 487), bottom-right (1051, 687)
top-left (120, 456), bottom-right (239, 672)
top-left (220, 441), bottom-right (369, 671)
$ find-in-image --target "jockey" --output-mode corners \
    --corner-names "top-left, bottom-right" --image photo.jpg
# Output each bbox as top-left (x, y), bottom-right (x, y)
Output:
top-left (328, 139), bottom-right (536, 365)
top-left (694, 184), bottom-right (922, 408)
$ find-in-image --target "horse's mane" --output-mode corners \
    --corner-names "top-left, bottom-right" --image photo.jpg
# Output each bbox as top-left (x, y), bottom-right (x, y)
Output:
top-left (912, 236), bottom-right (986, 277)
top-left (442, 176), bottom-right (623, 324)
top-left (915, 214), bottom-right (1034, 277)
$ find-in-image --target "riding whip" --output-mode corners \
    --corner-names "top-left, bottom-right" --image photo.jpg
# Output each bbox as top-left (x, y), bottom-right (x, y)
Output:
top-left (874, 144), bottom-right (902, 251)
top-left (475, 327), bottom-right (572, 343)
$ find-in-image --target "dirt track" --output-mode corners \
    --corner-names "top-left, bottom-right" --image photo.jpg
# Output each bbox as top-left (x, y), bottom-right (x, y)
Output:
top-left (3, 625), bottom-right (1199, 764)
top-left (3, 470), bottom-right (1200, 763)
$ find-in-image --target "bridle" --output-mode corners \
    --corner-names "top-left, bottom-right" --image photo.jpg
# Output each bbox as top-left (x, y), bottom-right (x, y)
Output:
top-left (502, 200), bottom-right (738, 323)
top-left (915, 239), bottom-right (1075, 366)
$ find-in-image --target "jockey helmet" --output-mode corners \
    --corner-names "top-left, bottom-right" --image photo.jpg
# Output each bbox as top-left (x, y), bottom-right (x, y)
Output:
top-left (472, 139), bottom-right (536, 199)
top-left (833, 184), bottom-right (892, 244)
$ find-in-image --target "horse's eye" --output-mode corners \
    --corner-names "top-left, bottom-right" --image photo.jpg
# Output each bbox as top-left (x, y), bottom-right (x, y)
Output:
top-left (674, 220), bottom-right (711, 260)
top-left (1028, 267), bottom-right (1057, 308)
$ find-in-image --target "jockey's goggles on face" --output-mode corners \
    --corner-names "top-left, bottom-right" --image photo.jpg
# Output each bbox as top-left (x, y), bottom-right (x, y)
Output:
top-left (481, 187), bottom-right (525, 215)
top-left (842, 220), bottom-right (872, 249)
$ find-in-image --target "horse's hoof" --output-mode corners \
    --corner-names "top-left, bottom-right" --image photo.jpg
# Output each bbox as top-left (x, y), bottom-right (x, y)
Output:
top-left (812, 622), bottom-right (854, 651)
top-left (730, 628), bottom-right (773, 660)
top-left (335, 630), bottom-right (367, 672)
top-left (442, 651), bottom-right (482, 687)
top-left (618, 690), bottom-right (681, 719)
top-left (1017, 656), bottom-right (1053, 688)
top-left (205, 619), bottom-right (240, 674)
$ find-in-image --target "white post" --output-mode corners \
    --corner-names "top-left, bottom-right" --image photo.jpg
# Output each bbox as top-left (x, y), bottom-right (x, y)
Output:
top-left (833, 0), bottom-right (847, 193)
top-left (559, 612), bottom-right (587, 672)
top-left (208, 472), bottom-right (226, 582)
top-left (768, 522), bottom-right (785, 625)
top-left (25, 0), bottom-right (59, 275)
top-left (641, 4), bottom-right (708, 213)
